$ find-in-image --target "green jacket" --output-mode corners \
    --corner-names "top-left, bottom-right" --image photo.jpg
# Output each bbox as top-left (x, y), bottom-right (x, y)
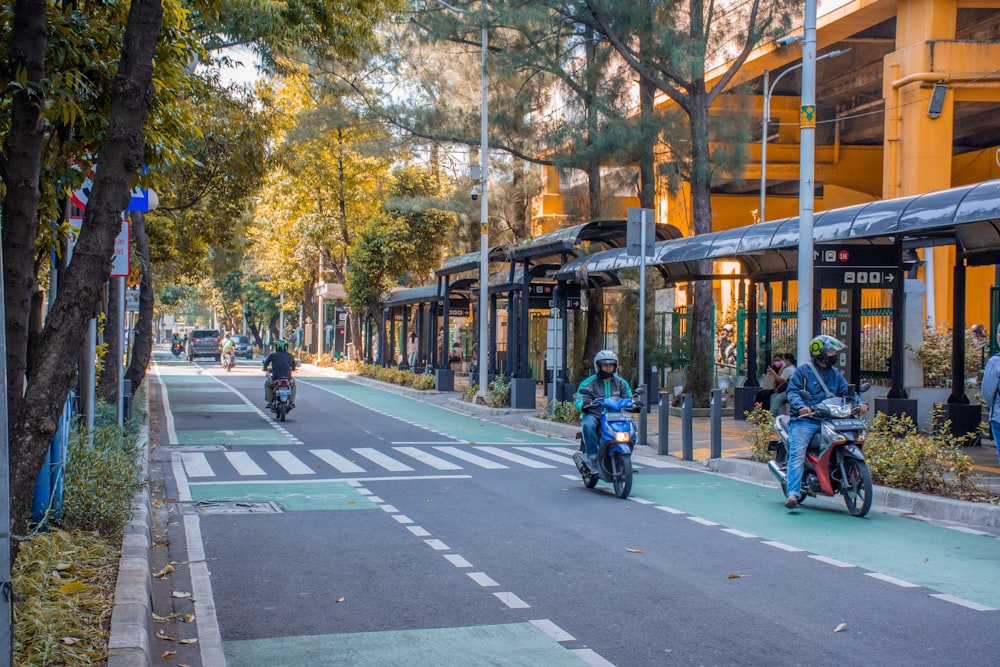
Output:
top-left (575, 373), bottom-right (633, 415)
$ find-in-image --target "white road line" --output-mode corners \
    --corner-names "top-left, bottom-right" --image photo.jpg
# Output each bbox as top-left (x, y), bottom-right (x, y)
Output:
top-left (468, 572), bottom-right (499, 587)
top-left (530, 619), bottom-right (575, 642)
top-left (865, 572), bottom-right (920, 588)
top-left (171, 452), bottom-right (192, 502)
top-left (356, 488), bottom-right (374, 495)
top-left (444, 554), bottom-right (473, 568)
top-left (379, 505), bottom-right (399, 513)
top-left (392, 515), bottom-right (414, 525)
top-left (571, 649), bottom-right (616, 667)
top-left (353, 447), bottom-right (415, 472)
top-left (153, 361), bottom-right (179, 445)
top-left (268, 451), bottom-right (315, 475)
top-left (687, 516), bottom-right (719, 526)
top-left (475, 447), bottom-right (556, 469)
top-left (629, 497), bottom-right (654, 505)
top-left (185, 474), bottom-right (472, 485)
top-left (184, 515), bottom-right (225, 666)
top-left (929, 593), bottom-right (996, 611)
top-left (394, 446), bottom-right (463, 470)
top-left (224, 451), bottom-right (267, 476)
top-left (809, 555), bottom-right (855, 568)
top-left (721, 528), bottom-right (758, 539)
top-left (181, 452), bottom-right (215, 478)
top-left (631, 454), bottom-right (680, 468)
top-left (424, 539), bottom-right (450, 551)
top-left (391, 441), bottom-right (467, 445)
top-left (655, 506), bottom-right (685, 514)
top-left (761, 540), bottom-right (805, 553)
top-left (407, 526), bottom-right (431, 537)
top-left (310, 449), bottom-right (366, 473)
top-left (494, 592), bottom-right (530, 609)
top-left (435, 446), bottom-right (509, 469)
top-left (561, 474), bottom-right (579, 481)
top-left (368, 496), bottom-right (384, 504)
top-left (513, 447), bottom-right (575, 465)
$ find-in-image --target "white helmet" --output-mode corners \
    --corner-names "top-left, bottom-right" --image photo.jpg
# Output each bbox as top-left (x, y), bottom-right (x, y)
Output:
top-left (594, 349), bottom-right (618, 377)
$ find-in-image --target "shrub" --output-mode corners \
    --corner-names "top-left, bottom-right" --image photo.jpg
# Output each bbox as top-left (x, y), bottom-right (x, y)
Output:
top-left (58, 420), bottom-right (145, 541)
top-left (544, 400), bottom-right (580, 424)
top-left (864, 407), bottom-right (986, 499)
top-left (359, 363), bottom-right (436, 390)
top-left (486, 376), bottom-right (510, 407)
top-left (462, 381), bottom-right (479, 403)
top-left (331, 358), bottom-right (364, 374)
top-left (744, 404), bottom-right (776, 462)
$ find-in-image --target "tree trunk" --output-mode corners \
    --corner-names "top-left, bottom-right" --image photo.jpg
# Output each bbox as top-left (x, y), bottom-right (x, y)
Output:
top-left (125, 211), bottom-right (153, 393)
top-left (684, 97), bottom-right (715, 406)
top-left (2, 0), bottom-right (48, 427)
top-left (9, 0), bottom-right (163, 544)
top-left (97, 278), bottom-right (121, 401)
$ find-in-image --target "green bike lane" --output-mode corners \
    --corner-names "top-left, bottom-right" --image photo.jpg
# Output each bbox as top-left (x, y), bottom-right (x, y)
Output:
top-left (628, 471), bottom-right (1000, 610)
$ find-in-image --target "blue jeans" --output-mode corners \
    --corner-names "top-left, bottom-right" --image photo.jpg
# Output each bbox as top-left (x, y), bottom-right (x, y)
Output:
top-left (582, 413), bottom-right (600, 459)
top-left (992, 420), bottom-right (1000, 465)
top-left (786, 418), bottom-right (821, 498)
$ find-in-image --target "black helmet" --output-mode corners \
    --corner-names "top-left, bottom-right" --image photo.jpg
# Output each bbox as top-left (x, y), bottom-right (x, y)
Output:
top-left (594, 349), bottom-right (618, 378)
top-left (809, 335), bottom-right (844, 368)
top-left (275, 339), bottom-right (287, 352)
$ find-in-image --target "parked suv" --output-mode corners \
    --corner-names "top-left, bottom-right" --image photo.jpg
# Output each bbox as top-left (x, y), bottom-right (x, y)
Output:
top-left (232, 334), bottom-right (254, 360)
top-left (187, 329), bottom-right (221, 361)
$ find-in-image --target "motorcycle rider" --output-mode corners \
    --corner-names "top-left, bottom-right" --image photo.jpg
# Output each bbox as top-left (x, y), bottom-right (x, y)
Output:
top-left (575, 350), bottom-right (633, 471)
top-left (784, 335), bottom-right (868, 509)
top-left (263, 339), bottom-right (297, 407)
top-left (221, 332), bottom-right (236, 364)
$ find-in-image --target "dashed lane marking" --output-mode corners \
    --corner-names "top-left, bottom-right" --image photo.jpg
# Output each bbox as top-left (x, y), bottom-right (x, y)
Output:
top-left (929, 594), bottom-right (996, 611)
top-left (468, 572), bottom-right (499, 587)
top-left (493, 592), bottom-right (530, 609)
top-left (444, 554), bottom-right (473, 568)
top-left (865, 572), bottom-right (921, 588)
top-left (530, 619), bottom-right (575, 642)
top-left (809, 554), bottom-right (856, 568)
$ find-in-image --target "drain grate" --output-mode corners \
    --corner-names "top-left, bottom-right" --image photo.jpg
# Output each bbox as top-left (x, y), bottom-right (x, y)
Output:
top-left (176, 500), bottom-right (283, 514)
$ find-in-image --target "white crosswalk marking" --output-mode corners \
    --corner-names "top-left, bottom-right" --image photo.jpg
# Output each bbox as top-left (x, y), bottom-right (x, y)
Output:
top-left (434, 446), bottom-right (508, 469)
top-left (310, 449), bottom-right (366, 473)
top-left (513, 446), bottom-right (575, 465)
top-left (268, 450), bottom-right (315, 475)
top-left (224, 451), bottom-right (266, 476)
top-left (353, 447), bottom-right (414, 472)
top-left (632, 454), bottom-right (679, 468)
top-left (394, 446), bottom-right (463, 470)
top-left (182, 452), bottom-right (214, 477)
top-left (475, 446), bottom-right (556, 469)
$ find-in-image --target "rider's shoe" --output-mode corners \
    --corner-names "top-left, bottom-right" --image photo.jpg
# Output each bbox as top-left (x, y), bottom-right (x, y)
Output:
top-left (588, 457), bottom-right (599, 473)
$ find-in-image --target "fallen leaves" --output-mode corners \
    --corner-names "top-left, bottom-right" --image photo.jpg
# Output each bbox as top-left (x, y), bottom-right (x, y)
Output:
top-left (626, 548), bottom-right (644, 553)
top-left (833, 622), bottom-right (848, 633)
top-left (57, 581), bottom-right (89, 594)
top-left (727, 574), bottom-right (751, 579)
top-left (153, 564), bottom-right (175, 579)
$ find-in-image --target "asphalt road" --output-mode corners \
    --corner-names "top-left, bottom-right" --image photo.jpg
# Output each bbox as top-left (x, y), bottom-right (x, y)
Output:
top-left (147, 354), bottom-right (1000, 666)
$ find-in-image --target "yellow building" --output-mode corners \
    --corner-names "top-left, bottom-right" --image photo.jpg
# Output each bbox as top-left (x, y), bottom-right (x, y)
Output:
top-left (533, 0), bottom-right (1000, 328)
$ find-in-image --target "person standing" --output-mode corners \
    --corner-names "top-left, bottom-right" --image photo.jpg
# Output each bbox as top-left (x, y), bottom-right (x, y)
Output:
top-left (980, 324), bottom-right (1000, 465)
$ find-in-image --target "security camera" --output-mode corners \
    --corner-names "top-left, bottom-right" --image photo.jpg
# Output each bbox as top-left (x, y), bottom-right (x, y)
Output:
top-left (776, 34), bottom-right (803, 47)
top-left (471, 185), bottom-right (481, 201)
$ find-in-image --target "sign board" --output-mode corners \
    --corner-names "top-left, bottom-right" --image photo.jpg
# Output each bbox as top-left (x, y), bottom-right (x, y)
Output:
top-left (627, 207), bottom-right (655, 257)
top-left (125, 289), bottom-right (140, 312)
top-left (527, 282), bottom-right (582, 310)
top-left (110, 218), bottom-right (130, 277)
top-left (545, 318), bottom-right (564, 369)
top-left (815, 243), bottom-right (900, 288)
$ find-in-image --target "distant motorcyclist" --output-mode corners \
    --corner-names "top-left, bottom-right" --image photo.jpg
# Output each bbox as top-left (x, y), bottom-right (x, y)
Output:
top-left (262, 339), bottom-right (297, 407)
top-left (221, 333), bottom-right (235, 360)
top-left (783, 335), bottom-right (868, 509)
top-left (575, 350), bottom-right (633, 471)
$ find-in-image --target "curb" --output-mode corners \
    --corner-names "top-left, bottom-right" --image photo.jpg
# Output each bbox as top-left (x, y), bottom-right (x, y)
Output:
top-left (707, 457), bottom-right (1000, 528)
top-left (107, 397), bottom-right (153, 667)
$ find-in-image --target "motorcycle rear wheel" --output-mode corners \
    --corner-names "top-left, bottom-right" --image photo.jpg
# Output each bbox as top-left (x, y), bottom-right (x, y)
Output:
top-left (842, 457), bottom-right (872, 517)
top-left (277, 403), bottom-right (287, 422)
top-left (612, 453), bottom-right (633, 499)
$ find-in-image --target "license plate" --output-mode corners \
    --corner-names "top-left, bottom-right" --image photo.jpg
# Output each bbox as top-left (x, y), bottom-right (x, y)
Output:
top-left (832, 419), bottom-right (865, 430)
top-left (276, 388), bottom-right (291, 398)
top-left (605, 412), bottom-right (631, 422)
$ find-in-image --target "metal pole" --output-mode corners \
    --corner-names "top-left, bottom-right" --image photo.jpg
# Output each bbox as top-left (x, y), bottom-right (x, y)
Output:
top-left (760, 69), bottom-right (769, 224)
top-left (86, 319), bottom-right (96, 441)
top-left (117, 276), bottom-right (126, 426)
top-left (638, 209), bottom-right (647, 446)
top-left (279, 293), bottom-right (284, 340)
top-left (477, 8), bottom-right (490, 400)
top-left (681, 393), bottom-right (694, 461)
top-left (0, 210), bottom-right (13, 663)
top-left (710, 389), bottom-right (722, 458)
top-left (797, 0), bottom-right (818, 364)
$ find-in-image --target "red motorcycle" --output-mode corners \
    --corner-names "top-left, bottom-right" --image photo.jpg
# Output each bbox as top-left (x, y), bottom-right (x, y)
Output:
top-left (767, 384), bottom-right (873, 517)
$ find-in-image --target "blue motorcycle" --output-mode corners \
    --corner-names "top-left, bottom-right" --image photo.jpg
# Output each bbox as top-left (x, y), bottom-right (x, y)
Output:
top-left (573, 395), bottom-right (641, 499)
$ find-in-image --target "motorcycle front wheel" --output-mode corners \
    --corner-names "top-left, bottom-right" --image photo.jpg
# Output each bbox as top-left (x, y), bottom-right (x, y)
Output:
top-left (842, 457), bottom-right (872, 517)
top-left (612, 453), bottom-right (633, 499)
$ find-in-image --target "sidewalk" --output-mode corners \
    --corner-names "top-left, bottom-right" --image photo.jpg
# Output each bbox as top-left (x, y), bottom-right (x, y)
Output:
top-left (322, 367), bottom-right (1000, 529)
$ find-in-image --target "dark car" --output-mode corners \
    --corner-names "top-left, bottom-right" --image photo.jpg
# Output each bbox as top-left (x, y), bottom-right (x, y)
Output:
top-left (187, 329), bottom-right (221, 361)
top-left (232, 334), bottom-right (254, 360)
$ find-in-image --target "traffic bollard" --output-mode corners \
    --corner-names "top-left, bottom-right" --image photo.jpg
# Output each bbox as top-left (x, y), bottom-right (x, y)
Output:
top-left (710, 389), bottom-right (722, 459)
top-left (658, 393), bottom-right (671, 456)
top-left (682, 393), bottom-right (693, 461)
top-left (638, 384), bottom-right (647, 448)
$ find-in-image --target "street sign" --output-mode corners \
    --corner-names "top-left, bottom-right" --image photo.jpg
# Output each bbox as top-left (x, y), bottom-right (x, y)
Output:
top-left (815, 243), bottom-right (900, 288)
top-left (125, 289), bottom-right (140, 312)
top-left (110, 218), bottom-right (130, 277)
top-left (627, 207), bottom-right (655, 257)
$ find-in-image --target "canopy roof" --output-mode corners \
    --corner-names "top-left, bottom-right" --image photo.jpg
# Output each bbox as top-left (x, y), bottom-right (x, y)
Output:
top-left (555, 180), bottom-right (1000, 284)
top-left (510, 219), bottom-right (682, 262)
top-left (434, 247), bottom-right (511, 278)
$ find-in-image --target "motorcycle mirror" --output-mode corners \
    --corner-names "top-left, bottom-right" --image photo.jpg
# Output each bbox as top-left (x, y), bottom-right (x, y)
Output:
top-left (858, 382), bottom-right (872, 394)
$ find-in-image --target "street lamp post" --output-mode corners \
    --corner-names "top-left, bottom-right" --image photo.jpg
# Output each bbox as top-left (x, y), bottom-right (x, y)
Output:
top-left (759, 48), bottom-right (848, 224)
top-left (432, 0), bottom-right (489, 398)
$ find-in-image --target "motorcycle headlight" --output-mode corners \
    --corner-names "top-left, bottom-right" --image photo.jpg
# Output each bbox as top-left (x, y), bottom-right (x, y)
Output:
top-left (614, 432), bottom-right (631, 443)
